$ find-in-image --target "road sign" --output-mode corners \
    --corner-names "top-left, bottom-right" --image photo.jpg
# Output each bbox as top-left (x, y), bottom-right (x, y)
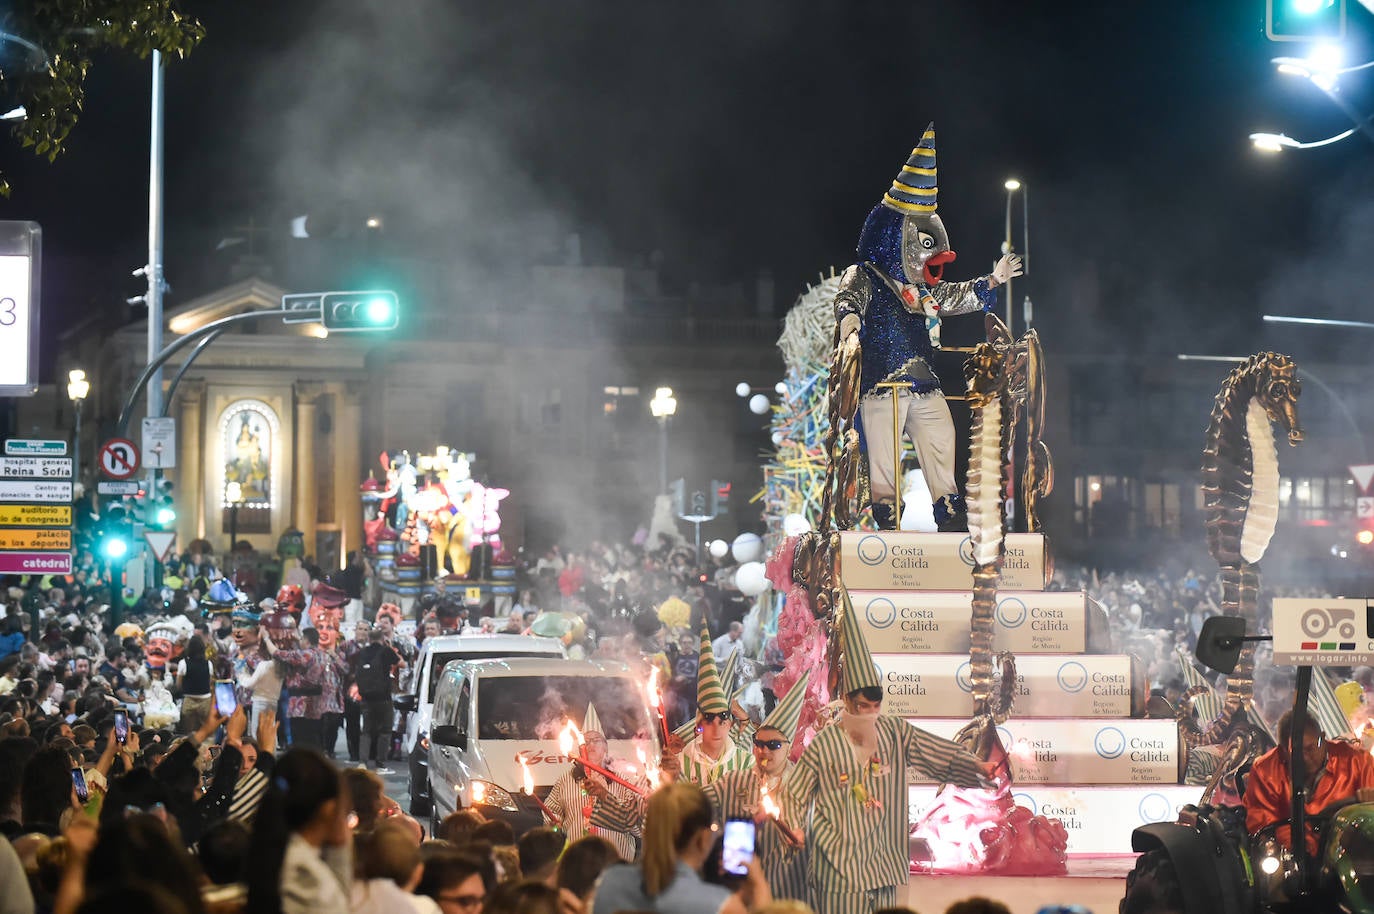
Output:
top-left (0, 551), bottom-right (71, 574)
top-left (0, 504), bottom-right (70, 526)
top-left (0, 528), bottom-right (70, 550)
top-left (1359, 497), bottom-right (1374, 520)
top-left (281, 292), bottom-right (325, 324)
top-left (4, 439), bottom-right (65, 456)
top-left (143, 530), bottom-right (176, 563)
top-left (98, 438), bottom-right (140, 480)
top-left (0, 456), bottom-right (72, 479)
top-left (141, 417), bottom-right (176, 469)
top-left (1352, 464), bottom-right (1374, 496)
top-left (0, 222), bottom-right (41, 397)
top-left (97, 481), bottom-right (140, 496)
top-left (0, 480), bottom-right (72, 502)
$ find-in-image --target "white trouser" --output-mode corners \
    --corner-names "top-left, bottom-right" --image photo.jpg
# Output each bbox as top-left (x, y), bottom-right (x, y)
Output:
top-left (861, 389), bottom-right (956, 503)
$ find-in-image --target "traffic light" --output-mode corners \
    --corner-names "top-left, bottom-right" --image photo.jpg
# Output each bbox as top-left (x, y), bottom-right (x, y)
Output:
top-left (100, 504), bottom-right (132, 560)
top-left (711, 479), bottom-right (731, 517)
top-left (321, 290), bottom-right (398, 331)
top-left (1267, 0), bottom-right (1345, 41)
top-left (151, 479), bottom-right (176, 529)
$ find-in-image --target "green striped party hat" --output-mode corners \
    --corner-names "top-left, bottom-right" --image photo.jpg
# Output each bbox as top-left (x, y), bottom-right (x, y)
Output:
top-left (839, 584), bottom-right (881, 694)
top-left (719, 648), bottom-right (740, 703)
top-left (882, 122), bottom-right (938, 215)
top-left (760, 668), bottom-right (812, 740)
top-left (697, 620), bottom-right (729, 715)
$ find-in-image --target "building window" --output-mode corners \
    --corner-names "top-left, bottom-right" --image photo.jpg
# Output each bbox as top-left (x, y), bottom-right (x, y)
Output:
top-left (218, 399), bottom-right (279, 535)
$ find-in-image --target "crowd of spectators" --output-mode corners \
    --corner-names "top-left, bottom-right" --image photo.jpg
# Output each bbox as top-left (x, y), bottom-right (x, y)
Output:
top-left (2, 524), bottom-right (1367, 914)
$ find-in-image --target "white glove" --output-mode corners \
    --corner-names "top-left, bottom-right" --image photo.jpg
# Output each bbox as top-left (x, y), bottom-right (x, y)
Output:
top-left (991, 253), bottom-right (1024, 286)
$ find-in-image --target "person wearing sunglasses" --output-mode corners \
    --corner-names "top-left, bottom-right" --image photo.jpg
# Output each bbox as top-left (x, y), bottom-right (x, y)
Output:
top-left (702, 669), bottom-right (814, 902)
top-left (789, 601), bottom-right (992, 914)
top-left (667, 625), bottom-right (755, 787)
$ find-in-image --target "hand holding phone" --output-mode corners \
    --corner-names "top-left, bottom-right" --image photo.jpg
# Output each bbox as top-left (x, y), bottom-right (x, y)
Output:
top-left (113, 709), bottom-right (129, 745)
top-left (214, 680), bottom-right (238, 718)
top-left (722, 819), bottom-right (756, 877)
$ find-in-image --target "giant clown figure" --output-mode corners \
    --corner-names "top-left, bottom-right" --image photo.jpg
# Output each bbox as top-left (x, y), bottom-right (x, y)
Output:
top-left (308, 582), bottom-right (348, 651)
top-left (834, 123), bottom-right (1022, 532)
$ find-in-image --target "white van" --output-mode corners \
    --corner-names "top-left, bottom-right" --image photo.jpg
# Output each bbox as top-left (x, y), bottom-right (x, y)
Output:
top-left (398, 632), bottom-right (565, 815)
top-left (426, 658), bottom-right (659, 835)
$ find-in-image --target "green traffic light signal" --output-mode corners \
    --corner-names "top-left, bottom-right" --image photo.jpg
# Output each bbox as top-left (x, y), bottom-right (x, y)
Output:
top-left (155, 506), bottom-right (176, 526)
top-left (321, 290), bottom-right (399, 331)
top-left (1267, 0), bottom-right (1345, 41)
top-left (101, 535), bottom-right (129, 559)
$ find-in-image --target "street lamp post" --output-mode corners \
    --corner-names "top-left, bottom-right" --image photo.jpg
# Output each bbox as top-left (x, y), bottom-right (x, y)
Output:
top-left (66, 369), bottom-right (88, 491)
top-left (649, 387), bottom-right (677, 495)
top-left (1255, 51), bottom-right (1374, 152)
top-left (1003, 179), bottom-right (1025, 336)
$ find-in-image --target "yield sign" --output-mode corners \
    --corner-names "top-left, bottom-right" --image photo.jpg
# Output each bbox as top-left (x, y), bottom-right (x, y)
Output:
top-left (1351, 464), bottom-right (1374, 495)
top-left (143, 531), bottom-right (177, 563)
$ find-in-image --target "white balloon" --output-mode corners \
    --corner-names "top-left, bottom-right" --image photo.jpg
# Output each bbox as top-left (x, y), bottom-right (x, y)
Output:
top-left (748, 394), bottom-right (770, 415)
top-left (735, 382), bottom-right (751, 398)
top-left (708, 539), bottom-right (729, 559)
top-left (771, 431), bottom-right (783, 446)
top-left (782, 513), bottom-right (810, 537)
top-left (735, 561), bottom-right (769, 597)
top-left (774, 381), bottom-right (788, 395)
top-left (732, 532), bottom-right (763, 563)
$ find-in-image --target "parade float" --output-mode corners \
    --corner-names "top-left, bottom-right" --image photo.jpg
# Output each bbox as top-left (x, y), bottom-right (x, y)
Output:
top-left (361, 447), bottom-right (516, 616)
top-left (749, 122), bottom-right (1245, 910)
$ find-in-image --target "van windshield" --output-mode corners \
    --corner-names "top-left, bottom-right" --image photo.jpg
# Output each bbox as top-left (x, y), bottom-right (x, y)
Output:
top-left (476, 676), bottom-right (652, 741)
top-left (427, 651), bottom-right (562, 702)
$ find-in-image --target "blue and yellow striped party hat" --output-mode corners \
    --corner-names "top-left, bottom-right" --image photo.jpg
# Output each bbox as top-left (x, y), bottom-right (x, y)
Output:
top-left (697, 621), bottom-right (730, 715)
top-left (881, 122), bottom-right (938, 215)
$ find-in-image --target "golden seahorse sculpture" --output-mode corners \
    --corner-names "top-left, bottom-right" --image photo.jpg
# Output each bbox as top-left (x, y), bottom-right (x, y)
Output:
top-left (1177, 353), bottom-right (1303, 749)
top-left (952, 315), bottom-right (1022, 753)
top-left (1008, 323), bottom-right (1054, 535)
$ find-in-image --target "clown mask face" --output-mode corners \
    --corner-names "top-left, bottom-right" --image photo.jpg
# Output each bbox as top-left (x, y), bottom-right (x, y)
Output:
top-left (901, 213), bottom-right (955, 287)
top-left (145, 635), bottom-right (174, 671)
top-left (309, 603), bottom-right (344, 651)
top-left (263, 610), bottom-right (300, 650)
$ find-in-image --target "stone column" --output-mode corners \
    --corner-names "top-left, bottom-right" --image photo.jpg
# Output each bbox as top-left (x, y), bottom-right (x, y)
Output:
top-left (332, 381), bottom-right (366, 571)
top-left (294, 382), bottom-right (325, 558)
top-left (175, 379), bottom-right (206, 541)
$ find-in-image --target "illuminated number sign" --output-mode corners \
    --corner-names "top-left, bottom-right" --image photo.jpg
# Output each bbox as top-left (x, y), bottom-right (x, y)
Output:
top-left (0, 222), bottom-right (41, 397)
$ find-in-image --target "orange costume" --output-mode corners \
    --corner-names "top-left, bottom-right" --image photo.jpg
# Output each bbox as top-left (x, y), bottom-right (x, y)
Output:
top-left (1244, 740), bottom-right (1374, 852)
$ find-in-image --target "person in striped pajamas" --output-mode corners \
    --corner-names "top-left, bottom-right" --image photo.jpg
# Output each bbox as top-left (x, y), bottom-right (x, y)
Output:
top-left (788, 592), bottom-right (993, 914)
top-left (666, 623), bottom-right (754, 786)
top-left (541, 704), bottom-right (647, 860)
top-left (704, 670), bottom-right (812, 901)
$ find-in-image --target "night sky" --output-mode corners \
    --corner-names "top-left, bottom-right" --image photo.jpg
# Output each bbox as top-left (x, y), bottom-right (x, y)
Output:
top-left (4, 0), bottom-right (1374, 372)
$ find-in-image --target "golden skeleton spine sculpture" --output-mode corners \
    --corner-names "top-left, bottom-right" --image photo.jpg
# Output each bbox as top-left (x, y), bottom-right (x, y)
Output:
top-left (1178, 352), bottom-right (1303, 748)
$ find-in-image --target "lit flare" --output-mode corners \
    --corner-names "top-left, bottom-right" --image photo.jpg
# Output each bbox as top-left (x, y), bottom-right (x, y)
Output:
top-left (759, 782), bottom-right (803, 846)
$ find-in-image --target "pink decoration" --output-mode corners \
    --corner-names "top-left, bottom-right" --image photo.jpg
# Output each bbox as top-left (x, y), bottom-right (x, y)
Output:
top-left (909, 781), bottom-right (1068, 876)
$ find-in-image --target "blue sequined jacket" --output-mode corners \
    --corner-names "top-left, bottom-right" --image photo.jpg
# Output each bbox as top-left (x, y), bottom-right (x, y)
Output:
top-left (834, 205), bottom-right (997, 398)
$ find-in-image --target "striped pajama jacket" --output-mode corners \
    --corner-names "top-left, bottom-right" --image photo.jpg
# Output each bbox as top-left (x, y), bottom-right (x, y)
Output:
top-left (677, 738), bottom-right (754, 786)
top-left (704, 767), bottom-right (808, 901)
top-left (542, 760), bottom-right (647, 861)
top-left (786, 715), bottom-right (986, 914)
